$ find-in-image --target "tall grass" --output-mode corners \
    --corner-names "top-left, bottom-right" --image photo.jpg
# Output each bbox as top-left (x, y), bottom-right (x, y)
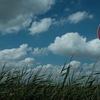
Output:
top-left (0, 53), bottom-right (100, 100)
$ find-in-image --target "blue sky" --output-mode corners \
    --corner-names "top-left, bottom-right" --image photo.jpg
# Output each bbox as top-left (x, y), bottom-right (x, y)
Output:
top-left (0, 0), bottom-right (100, 86)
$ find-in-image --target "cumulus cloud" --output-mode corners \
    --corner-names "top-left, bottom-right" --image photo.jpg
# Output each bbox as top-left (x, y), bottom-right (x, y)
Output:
top-left (16, 57), bottom-right (40, 68)
top-left (67, 11), bottom-right (93, 24)
top-left (47, 32), bottom-right (100, 60)
top-left (0, 0), bottom-right (55, 34)
top-left (0, 44), bottom-right (31, 61)
top-left (28, 18), bottom-right (55, 35)
top-left (0, 44), bottom-right (41, 71)
top-left (29, 32), bottom-right (100, 60)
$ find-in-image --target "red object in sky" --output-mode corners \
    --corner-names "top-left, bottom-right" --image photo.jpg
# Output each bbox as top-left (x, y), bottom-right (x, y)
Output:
top-left (98, 25), bottom-right (100, 40)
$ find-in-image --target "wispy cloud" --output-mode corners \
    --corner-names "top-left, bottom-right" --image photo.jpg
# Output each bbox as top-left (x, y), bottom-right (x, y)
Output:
top-left (28, 18), bottom-right (55, 35)
top-left (30, 47), bottom-right (48, 57)
top-left (53, 11), bottom-right (93, 25)
top-left (67, 11), bottom-right (93, 24)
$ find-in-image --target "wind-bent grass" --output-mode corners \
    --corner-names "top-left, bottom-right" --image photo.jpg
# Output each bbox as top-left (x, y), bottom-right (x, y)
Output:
top-left (0, 53), bottom-right (100, 100)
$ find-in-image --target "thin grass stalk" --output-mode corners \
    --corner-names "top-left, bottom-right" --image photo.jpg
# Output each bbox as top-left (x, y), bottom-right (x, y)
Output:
top-left (60, 53), bottom-right (75, 89)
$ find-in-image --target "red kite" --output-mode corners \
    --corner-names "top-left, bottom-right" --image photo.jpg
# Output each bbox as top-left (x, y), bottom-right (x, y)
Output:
top-left (98, 25), bottom-right (100, 40)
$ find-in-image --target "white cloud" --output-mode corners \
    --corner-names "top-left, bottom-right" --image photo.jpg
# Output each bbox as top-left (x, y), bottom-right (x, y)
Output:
top-left (21, 16), bottom-right (33, 29)
top-left (16, 58), bottom-right (40, 68)
top-left (67, 11), bottom-right (93, 24)
top-left (0, 44), bottom-right (31, 61)
top-left (30, 47), bottom-right (48, 57)
top-left (88, 15), bottom-right (93, 19)
top-left (53, 11), bottom-right (93, 25)
top-left (28, 18), bottom-right (55, 35)
top-left (53, 18), bottom-right (67, 26)
top-left (0, 0), bottom-right (55, 34)
top-left (29, 32), bottom-right (100, 60)
top-left (47, 32), bottom-right (100, 60)
top-left (0, 44), bottom-right (41, 71)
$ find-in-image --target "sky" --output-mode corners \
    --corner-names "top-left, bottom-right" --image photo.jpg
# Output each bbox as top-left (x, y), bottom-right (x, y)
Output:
top-left (0, 0), bottom-right (100, 86)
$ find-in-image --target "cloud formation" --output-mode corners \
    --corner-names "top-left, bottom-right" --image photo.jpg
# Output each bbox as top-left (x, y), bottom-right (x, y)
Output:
top-left (28, 18), bottom-right (55, 35)
top-left (47, 32), bottom-right (100, 59)
top-left (31, 32), bottom-right (100, 60)
top-left (0, 44), bottom-right (40, 71)
top-left (0, 0), bottom-right (55, 34)
top-left (31, 47), bottom-right (48, 57)
top-left (53, 11), bottom-right (93, 25)
top-left (67, 11), bottom-right (93, 24)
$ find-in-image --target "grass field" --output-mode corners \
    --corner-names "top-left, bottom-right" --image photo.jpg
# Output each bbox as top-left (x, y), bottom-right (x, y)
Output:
top-left (0, 53), bottom-right (100, 100)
